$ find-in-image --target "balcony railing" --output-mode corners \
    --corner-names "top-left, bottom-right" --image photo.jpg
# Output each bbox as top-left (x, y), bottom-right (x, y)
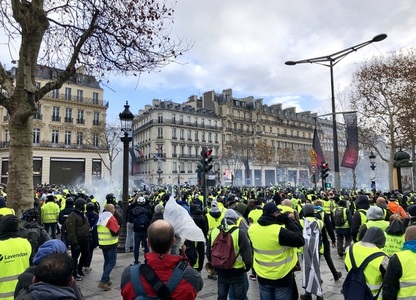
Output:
top-left (47, 91), bottom-right (108, 107)
top-left (51, 116), bottom-right (61, 122)
top-left (0, 141), bottom-right (107, 150)
top-left (64, 117), bottom-right (73, 123)
top-left (76, 118), bottom-right (85, 124)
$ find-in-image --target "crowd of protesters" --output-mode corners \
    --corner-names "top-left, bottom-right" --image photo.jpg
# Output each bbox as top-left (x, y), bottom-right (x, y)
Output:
top-left (1, 183), bottom-right (416, 299)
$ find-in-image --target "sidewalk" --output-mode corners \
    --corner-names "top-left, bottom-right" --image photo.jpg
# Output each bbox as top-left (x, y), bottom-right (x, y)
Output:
top-left (77, 246), bottom-right (345, 299)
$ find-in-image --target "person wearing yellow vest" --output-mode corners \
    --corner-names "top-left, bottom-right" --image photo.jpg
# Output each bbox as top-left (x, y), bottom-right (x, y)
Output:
top-left (383, 215), bottom-right (406, 257)
top-left (382, 225), bottom-right (416, 299)
top-left (41, 194), bottom-right (60, 239)
top-left (97, 204), bottom-right (120, 291)
top-left (0, 215), bottom-right (31, 300)
top-left (247, 199), bottom-right (263, 225)
top-left (248, 201), bottom-right (305, 299)
top-left (0, 197), bottom-right (15, 216)
top-left (333, 199), bottom-right (353, 258)
top-left (358, 206), bottom-right (389, 241)
top-left (344, 227), bottom-right (388, 298)
top-left (206, 200), bottom-right (226, 239)
top-left (351, 195), bottom-right (370, 242)
top-left (207, 209), bottom-right (252, 300)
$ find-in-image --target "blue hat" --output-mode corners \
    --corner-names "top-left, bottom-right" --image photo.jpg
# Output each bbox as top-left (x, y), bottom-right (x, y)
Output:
top-left (33, 239), bottom-right (67, 265)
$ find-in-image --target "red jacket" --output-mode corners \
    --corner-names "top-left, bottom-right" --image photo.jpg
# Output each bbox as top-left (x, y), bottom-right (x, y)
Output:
top-left (120, 252), bottom-right (203, 300)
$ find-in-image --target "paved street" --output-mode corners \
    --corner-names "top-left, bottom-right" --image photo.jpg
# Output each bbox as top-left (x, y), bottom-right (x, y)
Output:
top-left (77, 245), bottom-right (346, 299)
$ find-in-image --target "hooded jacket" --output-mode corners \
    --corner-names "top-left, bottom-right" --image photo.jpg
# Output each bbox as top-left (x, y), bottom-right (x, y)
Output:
top-left (16, 282), bottom-right (77, 300)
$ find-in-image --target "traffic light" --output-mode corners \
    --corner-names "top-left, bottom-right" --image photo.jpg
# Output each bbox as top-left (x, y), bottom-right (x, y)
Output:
top-left (320, 162), bottom-right (329, 179)
top-left (201, 148), bottom-right (213, 173)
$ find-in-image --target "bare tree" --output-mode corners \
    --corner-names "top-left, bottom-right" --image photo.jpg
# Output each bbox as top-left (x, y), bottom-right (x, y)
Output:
top-left (0, 0), bottom-right (190, 213)
top-left (222, 136), bottom-right (255, 184)
top-left (350, 49), bottom-right (416, 190)
top-left (84, 123), bottom-right (121, 179)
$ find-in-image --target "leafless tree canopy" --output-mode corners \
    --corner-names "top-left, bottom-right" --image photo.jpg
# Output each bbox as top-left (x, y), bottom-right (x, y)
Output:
top-left (0, 0), bottom-right (190, 213)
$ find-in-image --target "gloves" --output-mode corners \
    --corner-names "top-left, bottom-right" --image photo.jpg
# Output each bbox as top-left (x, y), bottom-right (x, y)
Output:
top-left (71, 243), bottom-right (80, 252)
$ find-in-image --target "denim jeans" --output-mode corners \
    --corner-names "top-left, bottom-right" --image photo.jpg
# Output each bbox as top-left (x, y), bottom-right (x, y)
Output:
top-left (259, 282), bottom-right (292, 300)
top-left (134, 231), bottom-right (149, 263)
top-left (44, 222), bottom-right (57, 239)
top-left (125, 222), bottom-right (134, 252)
top-left (229, 272), bottom-right (249, 300)
top-left (218, 272), bottom-right (246, 300)
top-left (100, 247), bottom-right (117, 283)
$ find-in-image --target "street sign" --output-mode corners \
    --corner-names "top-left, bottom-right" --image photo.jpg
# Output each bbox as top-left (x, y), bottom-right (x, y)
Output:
top-left (309, 148), bottom-right (317, 165)
top-left (325, 183), bottom-right (331, 188)
top-left (311, 164), bottom-right (317, 174)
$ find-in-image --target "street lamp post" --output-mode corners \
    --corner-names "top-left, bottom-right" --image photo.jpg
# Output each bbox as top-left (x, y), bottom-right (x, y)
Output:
top-left (118, 101), bottom-right (134, 252)
top-left (285, 33), bottom-right (387, 191)
top-left (157, 166), bottom-right (162, 185)
top-left (369, 151), bottom-right (376, 190)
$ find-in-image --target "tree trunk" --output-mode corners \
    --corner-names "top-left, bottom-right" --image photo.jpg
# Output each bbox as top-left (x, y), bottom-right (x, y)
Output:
top-left (352, 168), bottom-right (357, 191)
top-left (8, 110), bottom-right (34, 215)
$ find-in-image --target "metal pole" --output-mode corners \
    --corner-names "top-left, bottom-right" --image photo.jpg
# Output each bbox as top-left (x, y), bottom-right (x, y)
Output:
top-left (117, 131), bottom-right (130, 252)
top-left (329, 60), bottom-right (341, 191)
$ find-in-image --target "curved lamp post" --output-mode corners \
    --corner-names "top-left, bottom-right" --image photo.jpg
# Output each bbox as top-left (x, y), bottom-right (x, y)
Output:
top-left (118, 101), bottom-right (134, 252)
top-left (285, 33), bottom-right (387, 191)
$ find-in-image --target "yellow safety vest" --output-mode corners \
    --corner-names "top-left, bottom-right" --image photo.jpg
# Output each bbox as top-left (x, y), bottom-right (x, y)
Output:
top-left (345, 243), bottom-right (385, 297)
top-left (248, 208), bottom-right (263, 224)
top-left (210, 225), bottom-right (245, 270)
top-left (97, 224), bottom-right (119, 246)
top-left (333, 207), bottom-right (350, 229)
top-left (0, 238), bottom-right (31, 300)
top-left (206, 210), bottom-right (225, 239)
top-left (322, 199), bottom-right (332, 214)
top-left (382, 234), bottom-right (405, 257)
top-left (365, 220), bottom-right (389, 232)
top-left (396, 250), bottom-right (416, 299)
top-left (0, 207), bottom-right (15, 216)
top-left (41, 202), bottom-right (59, 224)
top-left (248, 223), bottom-right (298, 280)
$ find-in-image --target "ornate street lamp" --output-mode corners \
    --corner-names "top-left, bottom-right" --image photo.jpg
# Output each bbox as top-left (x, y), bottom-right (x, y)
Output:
top-left (118, 101), bottom-right (134, 252)
top-left (285, 33), bottom-right (387, 191)
top-left (369, 151), bottom-right (376, 189)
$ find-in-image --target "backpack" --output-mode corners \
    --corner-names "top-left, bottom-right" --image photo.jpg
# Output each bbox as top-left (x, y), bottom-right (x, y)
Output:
top-left (134, 213), bottom-right (150, 232)
top-left (130, 261), bottom-right (188, 300)
top-left (342, 244), bottom-right (385, 300)
top-left (211, 226), bottom-right (239, 269)
top-left (334, 207), bottom-right (346, 226)
top-left (20, 227), bottom-right (41, 261)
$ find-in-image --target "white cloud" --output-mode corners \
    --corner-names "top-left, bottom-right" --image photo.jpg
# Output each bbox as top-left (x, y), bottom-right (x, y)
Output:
top-left (2, 0), bottom-right (416, 119)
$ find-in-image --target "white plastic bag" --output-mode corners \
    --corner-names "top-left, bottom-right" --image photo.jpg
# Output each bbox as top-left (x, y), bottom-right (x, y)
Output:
top-left (164, 196), bottom-right (205, 242)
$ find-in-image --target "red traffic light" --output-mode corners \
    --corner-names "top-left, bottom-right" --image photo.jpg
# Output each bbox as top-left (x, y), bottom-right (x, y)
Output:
top-left (322, 162), bottom-right (328, 169)
top-left (205, 149), bottom-right (212, 157)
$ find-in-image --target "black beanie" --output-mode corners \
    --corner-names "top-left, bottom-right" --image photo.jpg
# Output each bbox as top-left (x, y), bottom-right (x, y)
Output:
top-left (74, 199), bottom-right (86, 210)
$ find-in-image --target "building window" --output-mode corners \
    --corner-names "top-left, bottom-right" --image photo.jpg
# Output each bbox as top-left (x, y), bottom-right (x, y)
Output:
top-left (93, 134), bottom-right (99, 147)
top-left (34, 105), bottom-right (42, 120)
top-left (77, 132), bottom-right (83, 145)
top-left (52, 130), bottom-right (59, 144)
top-left (195, 117), bottom-right (198, 126)
top-left (180, 145), bottom-right (185, 155)
top-left (195, 131), bottom-right (199, 141)
top-left (157, 127), bottom-right (163, 139)
top-left (172, 114), bottom-right (176, 124)
top-left (172, 128), bottom-right (176, 139)
top-left (52, 106), bottom-right (60, 122)
top-left (33, 128), bottom-right (40, 144)
top-left (187, 116), bottom-right (191, 124)
top-left (158, 113), bottom-right (163, 123)
top-left (201, 119), bottom-right (205, 127)
top-left (179, 115), bottom-right (183, 124)
top-left (65, 108), bottom-right (72, 123)
top-left (92, 92), bottom-right (99, 104)
top-left (172, 145), bottom-right (177, 156)
top-left (65, 87), bottom-right (72, 100)
top-left (215, 133), bottom-right (218, 143)
top-left (52, 89), bottom-right (59, 99)
top-left (93, 112), bottom-right (100, 125)
top-left (202, 132), bottom-right (206, 142)
top-left (188, 162), bottom-right (192, 172)
top-left (187, 130), bottom-right (191, 140)
top-left (4, 130), bottom-right (8, 143)
top-left (173, 161), bottom-right (177, 172)
top-left (180, 129), bottom-right (184, 140)
top-left (77, 110), bottom-right (84, 124)
top-left (64, 131), bottom-right (71, 145)
top-left (188, 145), bottom-right (192, 155)
top-left (77, 90), bottom-right (83, 102)
top-left (208, 132), bottom-right (212, 142)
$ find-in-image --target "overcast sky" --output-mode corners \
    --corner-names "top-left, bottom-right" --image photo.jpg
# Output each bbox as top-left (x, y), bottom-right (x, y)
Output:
top-left (2, 1), bottom-right (415, 122)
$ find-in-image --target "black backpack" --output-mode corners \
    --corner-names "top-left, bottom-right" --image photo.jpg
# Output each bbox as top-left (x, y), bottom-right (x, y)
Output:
top-left (334, 207), bottom-right (346, 226)
top-left (134, 213), bottom-right (150, 232)
top-left (342, 244), bottom-right (385, 300)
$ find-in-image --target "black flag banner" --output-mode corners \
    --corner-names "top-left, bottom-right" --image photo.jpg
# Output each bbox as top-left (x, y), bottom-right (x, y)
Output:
top-left (341, 112), bottom-right (359, 169)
